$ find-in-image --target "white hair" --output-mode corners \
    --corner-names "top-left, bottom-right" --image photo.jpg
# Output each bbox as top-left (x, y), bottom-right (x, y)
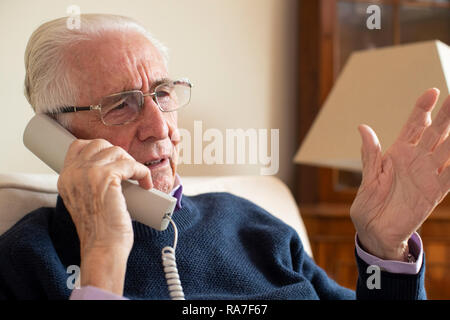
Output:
top-left (24, 14), bottom-right (169, 129)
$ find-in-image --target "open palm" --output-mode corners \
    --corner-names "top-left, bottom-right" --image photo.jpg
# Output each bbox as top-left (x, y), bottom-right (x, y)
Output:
top-left (350, 88), bottom-right (450, 261)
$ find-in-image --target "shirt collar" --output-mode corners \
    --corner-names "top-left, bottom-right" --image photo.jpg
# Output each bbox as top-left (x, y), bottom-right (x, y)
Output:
top-left (170, 173), bottom-right (183, 210)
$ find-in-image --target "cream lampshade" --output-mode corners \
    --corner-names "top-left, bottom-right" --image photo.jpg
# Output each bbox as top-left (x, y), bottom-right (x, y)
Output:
top-left (294, 40), bottom-right (450, 172)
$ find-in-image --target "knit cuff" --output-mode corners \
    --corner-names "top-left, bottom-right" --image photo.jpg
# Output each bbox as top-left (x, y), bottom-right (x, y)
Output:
top-left (355, 250), bottom-right (426, 300)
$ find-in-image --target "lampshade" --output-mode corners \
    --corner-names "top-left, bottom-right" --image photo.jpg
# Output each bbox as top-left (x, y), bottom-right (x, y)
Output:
top-left (294, 40), bottom-right (450, 172)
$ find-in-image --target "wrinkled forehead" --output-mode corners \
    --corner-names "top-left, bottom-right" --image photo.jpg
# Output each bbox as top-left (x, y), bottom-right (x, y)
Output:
top-left (66, 31), bottom-right (167, 102)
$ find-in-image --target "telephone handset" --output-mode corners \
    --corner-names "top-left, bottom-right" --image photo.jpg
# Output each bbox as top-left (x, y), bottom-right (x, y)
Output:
top-left (23, 114), bottom-right (177, 231)
top-left (24, 114), bottom-right (185, 299)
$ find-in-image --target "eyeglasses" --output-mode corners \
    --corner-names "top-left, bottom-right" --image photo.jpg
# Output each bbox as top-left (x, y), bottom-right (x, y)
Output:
top-left (55, 79), bottom-right (192, 126)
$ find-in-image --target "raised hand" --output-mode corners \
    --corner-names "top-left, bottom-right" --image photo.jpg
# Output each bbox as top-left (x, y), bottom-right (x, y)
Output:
top-left (350, 88), bottom-right (450, 261)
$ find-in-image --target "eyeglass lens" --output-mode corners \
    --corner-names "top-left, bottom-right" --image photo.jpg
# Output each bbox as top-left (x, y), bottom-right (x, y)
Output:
top-left (100, 82), bottom-right (190, 125)
top-left (100, 92), bottom-right (141, 125)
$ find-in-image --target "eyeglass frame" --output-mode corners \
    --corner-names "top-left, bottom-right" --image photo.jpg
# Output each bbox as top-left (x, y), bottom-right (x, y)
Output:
top-left (53, 78), bottom-right (192, 126)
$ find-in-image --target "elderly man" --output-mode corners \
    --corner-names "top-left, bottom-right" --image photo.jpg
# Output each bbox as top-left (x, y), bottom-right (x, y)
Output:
top-left (0, 14), bottom-right (449, 300)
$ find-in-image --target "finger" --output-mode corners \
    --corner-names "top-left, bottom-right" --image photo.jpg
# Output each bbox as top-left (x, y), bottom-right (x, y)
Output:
top-left (432, 134), bottom-right (450, 169)
top-left (397, 88), bottom-right (440, 144)
top-left (417, 94), bottom-right (450, 152)
top-left (90, 145), bottom-right (134, 165)
top-left (64, 139), bottom-right (90, 164)
top-left (439, 165), bottom-right (450, 193)
top-left (78, 139), bottom-right (114, 161)
top-left (91, 147), bottom-right (153, 189)
top-left (358, 124), bottom-right (382, 184)
top-left (104, 159), bottom-right (153, 190)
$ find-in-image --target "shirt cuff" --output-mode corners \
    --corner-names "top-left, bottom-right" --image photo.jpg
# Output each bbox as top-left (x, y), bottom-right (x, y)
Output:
top-left (69, 286), bottom-right (128, 300)
top-left (355, 232), bottom-right (423, 275)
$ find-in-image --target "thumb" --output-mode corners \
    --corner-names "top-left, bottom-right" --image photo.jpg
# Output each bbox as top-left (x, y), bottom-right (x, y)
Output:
top-left (358, 124), bottom-right (382, 184)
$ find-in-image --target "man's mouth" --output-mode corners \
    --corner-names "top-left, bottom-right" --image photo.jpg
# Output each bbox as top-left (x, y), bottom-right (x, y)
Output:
top-left (144, 158), bottom-right (169, 169)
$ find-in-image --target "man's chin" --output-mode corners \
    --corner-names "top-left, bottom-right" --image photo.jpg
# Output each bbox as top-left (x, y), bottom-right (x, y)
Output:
top-left (151, 167), bottom-right (175, 194)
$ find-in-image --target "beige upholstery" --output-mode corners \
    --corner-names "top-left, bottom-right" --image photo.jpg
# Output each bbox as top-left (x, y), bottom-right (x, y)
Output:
top-left (0, 172), bottom-right (312, 257)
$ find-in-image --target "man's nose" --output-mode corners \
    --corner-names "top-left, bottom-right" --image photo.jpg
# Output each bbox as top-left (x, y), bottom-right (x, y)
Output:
top-left (136, 96), bottom-right (169, 141)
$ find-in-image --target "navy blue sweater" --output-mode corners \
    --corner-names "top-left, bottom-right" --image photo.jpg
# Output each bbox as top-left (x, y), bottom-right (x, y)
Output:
top-left (0, 192), bottom-right (425, 299)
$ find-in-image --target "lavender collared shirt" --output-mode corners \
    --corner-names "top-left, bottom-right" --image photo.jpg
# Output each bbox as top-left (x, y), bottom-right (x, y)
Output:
top-left (70, 176), bottom-right (423, 300)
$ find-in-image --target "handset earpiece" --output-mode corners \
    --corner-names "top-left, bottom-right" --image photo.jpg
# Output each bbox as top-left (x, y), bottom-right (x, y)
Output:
top-left (23, 114), bottom-right (176, 231)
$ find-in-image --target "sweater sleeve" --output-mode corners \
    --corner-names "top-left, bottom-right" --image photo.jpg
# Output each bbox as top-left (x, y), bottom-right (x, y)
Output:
top-left (0, 280), bottom-right (6, 300)
top-left (297, 238), bottom-right (426, 299)
top-left (355, 250), bottom-right (426, 299)
top-left (298, 250), bottom-right (356, 299)
top-left (0, 271), bottom-right (13, 300)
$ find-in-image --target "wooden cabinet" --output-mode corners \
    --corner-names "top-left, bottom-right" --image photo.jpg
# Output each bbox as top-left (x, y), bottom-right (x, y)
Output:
top-left (296, 0), bottom-right (450, 204)
top-left (300, 204), bottom-right (357, 291)
top-left (418, 209), bottom-right (450, 299)
top-left (300, 204), bottom-right (450, 299)
top-left (295, 0), bottom-right (450, 299)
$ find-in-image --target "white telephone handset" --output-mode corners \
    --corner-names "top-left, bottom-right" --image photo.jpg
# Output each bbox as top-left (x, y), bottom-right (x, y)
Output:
top-left (23, 114), bottom-right (177, 231)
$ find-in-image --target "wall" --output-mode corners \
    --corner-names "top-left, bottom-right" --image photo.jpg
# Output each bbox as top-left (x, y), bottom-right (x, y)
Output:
top-left (0, 0), bottom-right (299, 188)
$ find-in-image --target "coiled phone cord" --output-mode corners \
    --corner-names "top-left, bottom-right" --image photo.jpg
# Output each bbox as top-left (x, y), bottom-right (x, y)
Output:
top-left (161, 218), bottom-right (185, 300)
